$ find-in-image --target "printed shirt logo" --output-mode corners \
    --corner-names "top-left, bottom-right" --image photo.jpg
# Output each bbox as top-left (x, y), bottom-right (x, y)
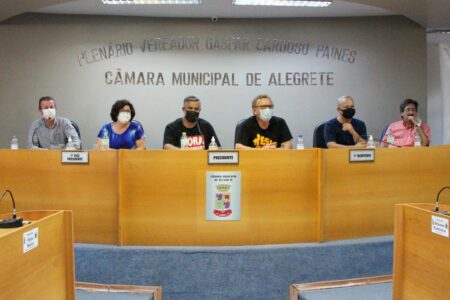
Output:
top-left (214, 184), bottom-right (232, 217)
top-left (253, 133), bottom-right (277, 148)
top-left (187, 134), bottom-right (205, 150)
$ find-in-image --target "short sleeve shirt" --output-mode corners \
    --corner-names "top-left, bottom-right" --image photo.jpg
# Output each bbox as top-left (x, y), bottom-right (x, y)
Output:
top-left (382, 120), bottom-right (431, 147)
top-left (236, 116), bottom-right (293, 148)
top-left (163, 118), bottom-right (221, 150)
top-left (97, 121), bottom-right (144, 149)
top-left (324, 117), bottom-right (367, 146)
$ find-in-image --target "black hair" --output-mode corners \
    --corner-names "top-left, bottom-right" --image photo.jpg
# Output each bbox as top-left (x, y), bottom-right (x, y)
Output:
top-left (110, 99), bottom-right (135, 122)
top-left (38, 96), bottom-right (55, 109)
top-left (400, 99), bottom-right (418, 113)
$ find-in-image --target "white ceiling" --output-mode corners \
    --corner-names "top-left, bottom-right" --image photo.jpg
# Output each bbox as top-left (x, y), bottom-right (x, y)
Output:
top-left (1, 0), bottom-right (450, 42)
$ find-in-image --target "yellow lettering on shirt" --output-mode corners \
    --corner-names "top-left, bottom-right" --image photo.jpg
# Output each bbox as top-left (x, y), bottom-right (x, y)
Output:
top-left (252, 134), bottom-right (277, 148)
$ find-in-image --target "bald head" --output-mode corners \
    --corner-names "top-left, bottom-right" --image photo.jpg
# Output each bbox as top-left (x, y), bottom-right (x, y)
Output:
top-left (337, 96), bottom-right (354, 107)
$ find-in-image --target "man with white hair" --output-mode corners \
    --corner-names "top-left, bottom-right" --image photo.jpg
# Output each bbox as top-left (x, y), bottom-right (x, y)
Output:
top-left (324, 95), bottom-right (367, 148)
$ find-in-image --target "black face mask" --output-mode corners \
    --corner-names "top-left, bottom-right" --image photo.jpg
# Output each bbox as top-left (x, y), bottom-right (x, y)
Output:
top-left (341, 108), bottom-right (355, 119)
top-left (185, 110), bottom-right (200, 123)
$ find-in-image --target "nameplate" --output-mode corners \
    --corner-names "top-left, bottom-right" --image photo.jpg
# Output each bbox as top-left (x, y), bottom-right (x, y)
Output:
top-left (432, 215), bottom-right (449, 237)
top-left (23, 227), bottom-right (38, 253)
top-left (208, 151), bottom-right (239, 164)
top-left (61, 151), bottom-right (89, 164)
top-left (349, 149), bottom-right (375, 162)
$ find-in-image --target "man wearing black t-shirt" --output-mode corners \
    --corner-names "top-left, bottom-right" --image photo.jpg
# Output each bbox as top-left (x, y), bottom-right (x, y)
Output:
top-left (324, 95), bottom-right (367, 148)
top-left (163, 96), bottom-right (221, 150)
top-left (235, 94), bottom-right (292, 149)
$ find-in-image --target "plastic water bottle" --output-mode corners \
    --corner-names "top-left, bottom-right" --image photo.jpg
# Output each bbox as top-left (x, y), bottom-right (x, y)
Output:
top-left (101, 128), bottom-right (110, 150)
top-left (296, 134), bottom-right (304, 150)
top-left (10, 135), bottom-right (18, 150)
top-left (386, 130), bottom-right (394, 146)
top-left (209, 136), bottom-right (218, 150)
top-left (414, 130), bottom-right (421, 147)
top-left (180, 132), bottom-right (188, 149)
top-left (367, 135), bottom-right (375, 149)
top-left (66, 136), bottom-right (76, 150)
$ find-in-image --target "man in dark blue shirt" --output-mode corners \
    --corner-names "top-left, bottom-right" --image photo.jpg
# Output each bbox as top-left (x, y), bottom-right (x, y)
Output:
top-left (324, 96), bottom-right (367, 148)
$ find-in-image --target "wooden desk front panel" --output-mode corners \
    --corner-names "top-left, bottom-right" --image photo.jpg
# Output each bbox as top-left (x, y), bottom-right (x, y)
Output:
top-left (120, 150), bottom-right (319, 246)
top-left (321, 146), bottom-right (450, 241)
top-left (393, 204), bottom-right (450, 299)
top-left (0, 150), bottom-right (118, 244)
top-left (0, 211), bottom-right (75, 300)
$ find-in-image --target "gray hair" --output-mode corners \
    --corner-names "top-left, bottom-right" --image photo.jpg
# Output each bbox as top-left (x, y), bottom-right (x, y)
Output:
top-left (337, 95), bottom-right (354, 106)
top-left (252, 94), bottom-right (272, 107)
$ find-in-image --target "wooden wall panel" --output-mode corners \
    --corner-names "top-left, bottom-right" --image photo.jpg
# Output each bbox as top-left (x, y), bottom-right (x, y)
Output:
top-left (0, 150), bottom-right (118, 244)
top-left (0, 210), bottom-right (75, 300)
top-left (120, 150), bottom-right (319, 246)
top-left (1, 146), bottom-right (449, 245)
top-left (321, 146), bottom-right (450, 241)
top-left (393, 203), bottom-right (450, 299)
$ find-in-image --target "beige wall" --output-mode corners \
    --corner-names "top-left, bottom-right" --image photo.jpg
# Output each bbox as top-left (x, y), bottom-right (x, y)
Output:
top-left (427, 43), bottom-right (443, 145)
top-left (0, 14), bottom-right (426, 149)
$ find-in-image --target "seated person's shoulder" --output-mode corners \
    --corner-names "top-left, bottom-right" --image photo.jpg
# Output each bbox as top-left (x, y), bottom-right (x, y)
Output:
top-left (131, 120), bottom-right (143, 129)
top-left (59, 116), bottom-right (73, 125)
top-left (324, 118), bottom-right (337, 127)
top-left (239, 116), bottom-right (255, 127)
top-left (388, 120), bottom-right (401, 127)
top-left (30, 118), bottom-right (42, 127)
top-left (271, 115), bottom-right (286, 123)
top-left (50, 117), bottom-right (71, 130)
top-left (198, 118), bottom-right (212, 126)
top-left (353, 118), bottom-right (366, 125)
top-left (165, 118), bottom-right (182, 129)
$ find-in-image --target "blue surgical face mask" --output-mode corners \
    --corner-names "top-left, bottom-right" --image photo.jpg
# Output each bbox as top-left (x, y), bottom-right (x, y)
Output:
top-left (259, 108), bottom-right (273, 122)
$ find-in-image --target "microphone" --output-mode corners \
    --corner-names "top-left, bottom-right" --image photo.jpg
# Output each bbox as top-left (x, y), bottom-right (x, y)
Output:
top-left (0, 189), bottom-right (23, 228)
top-left (434, 186), bottom-right (450, 216)
top-left (32, 124), bottom-right (41, 148)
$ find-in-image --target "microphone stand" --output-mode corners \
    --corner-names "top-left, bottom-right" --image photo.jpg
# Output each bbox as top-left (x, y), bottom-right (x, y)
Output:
top-left (0, 189), bottom-right (23, 228)
top-left (434, 186), bottom-right (450, 216)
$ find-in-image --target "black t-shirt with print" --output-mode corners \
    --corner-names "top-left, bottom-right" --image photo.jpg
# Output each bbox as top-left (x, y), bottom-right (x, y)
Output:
top-left (163, 118), bottom-right (221, 150)
top-left (236, 116), bottom-right (292, 148)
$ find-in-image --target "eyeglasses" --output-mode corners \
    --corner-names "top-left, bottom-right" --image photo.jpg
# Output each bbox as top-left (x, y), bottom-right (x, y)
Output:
top-left (404, 107), bottom-right (416, 112)
top-left (255, 105), bottom-right (274, 109)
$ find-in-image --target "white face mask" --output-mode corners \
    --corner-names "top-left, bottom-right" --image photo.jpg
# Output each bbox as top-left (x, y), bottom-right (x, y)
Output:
top-left (118, 112), bottom-right (131, 124)
top-left (42, 108), bottom-right (56, 120)
top-left (258, 108), bottom-right (273, 122)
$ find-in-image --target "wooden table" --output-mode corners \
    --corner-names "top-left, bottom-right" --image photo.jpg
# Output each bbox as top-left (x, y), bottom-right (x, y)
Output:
top-left (1, 146), bottom-right (449, 245)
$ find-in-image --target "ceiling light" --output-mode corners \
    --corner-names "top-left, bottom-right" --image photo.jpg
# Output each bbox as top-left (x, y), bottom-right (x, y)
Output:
top-left (101, 0), bottom-right (202, 4)
top-left (232, 0), bottom-right (332, 7)
top-left (427, 29), bottom-right (450, 34)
